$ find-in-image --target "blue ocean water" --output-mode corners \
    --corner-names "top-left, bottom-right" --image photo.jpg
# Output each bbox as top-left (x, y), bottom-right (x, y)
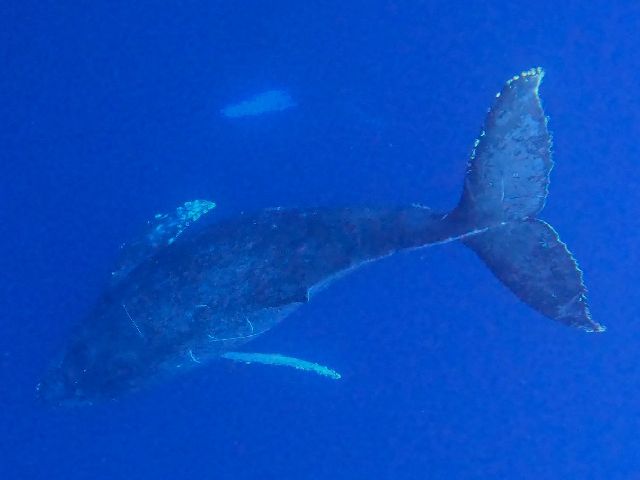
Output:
top-left (2, 1), bottom-right (639, 478)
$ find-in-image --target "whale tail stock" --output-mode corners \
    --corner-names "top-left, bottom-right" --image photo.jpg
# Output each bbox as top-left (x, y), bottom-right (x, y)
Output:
top-left (449, 68), bottom-right (603, 332)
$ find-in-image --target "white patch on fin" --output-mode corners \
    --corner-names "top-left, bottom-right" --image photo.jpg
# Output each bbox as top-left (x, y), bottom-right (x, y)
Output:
top-left (112, 200), bottom-right (216, 281)
top-left (151, 199), bottom-right (217, 247)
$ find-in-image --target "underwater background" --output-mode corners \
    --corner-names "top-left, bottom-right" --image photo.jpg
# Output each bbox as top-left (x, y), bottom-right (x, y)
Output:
top-left (2, 1), bottom-right (640, 478)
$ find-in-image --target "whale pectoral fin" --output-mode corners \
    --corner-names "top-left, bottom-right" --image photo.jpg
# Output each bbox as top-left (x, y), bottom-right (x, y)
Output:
top-left (221, 352), bottom-right (341, 380)
top-left (112, 199), bottom-right (216, 282)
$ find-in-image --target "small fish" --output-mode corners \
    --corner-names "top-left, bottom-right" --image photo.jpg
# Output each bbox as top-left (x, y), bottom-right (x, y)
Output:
top-left (38, 68), bottom-right (603, 406)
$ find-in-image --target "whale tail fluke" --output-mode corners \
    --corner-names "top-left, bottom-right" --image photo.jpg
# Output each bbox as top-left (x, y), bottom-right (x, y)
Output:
top-left (452, 68), bottom-right (603, 332)
top-left (463, 219), bottom-right (602, 332)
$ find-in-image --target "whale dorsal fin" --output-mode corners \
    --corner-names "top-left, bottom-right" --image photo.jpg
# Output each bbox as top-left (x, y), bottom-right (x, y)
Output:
top-left (111, 200), bottom-right (216, 282)
top-left (221, 352), bottom-right (341, 379)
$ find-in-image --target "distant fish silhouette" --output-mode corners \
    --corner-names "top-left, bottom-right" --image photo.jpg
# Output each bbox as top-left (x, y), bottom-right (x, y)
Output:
top-left (38, 68), bottom-right (604, 406)
top-left (221, 89), bottom-right (295, 118)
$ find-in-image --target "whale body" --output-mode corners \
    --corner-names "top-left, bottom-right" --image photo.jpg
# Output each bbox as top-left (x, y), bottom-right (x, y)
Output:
top-left (38, 69), bottom-right (604, 405)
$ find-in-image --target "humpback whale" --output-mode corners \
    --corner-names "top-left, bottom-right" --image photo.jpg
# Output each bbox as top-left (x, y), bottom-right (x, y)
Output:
top-left (37, 68), bottom-right (604, 405)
